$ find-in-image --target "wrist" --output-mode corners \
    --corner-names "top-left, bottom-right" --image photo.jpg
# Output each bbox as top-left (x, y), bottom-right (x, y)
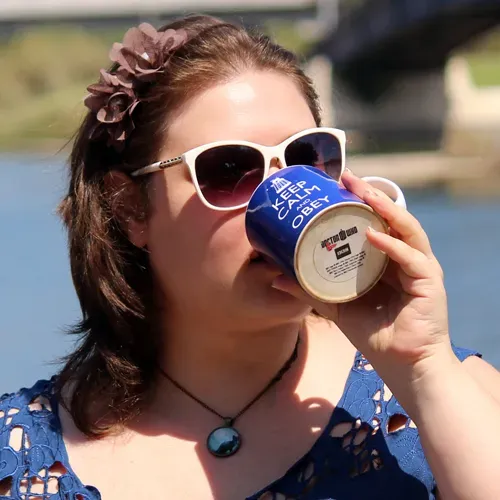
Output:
top-left (372, 344), bottom-right (463, 420)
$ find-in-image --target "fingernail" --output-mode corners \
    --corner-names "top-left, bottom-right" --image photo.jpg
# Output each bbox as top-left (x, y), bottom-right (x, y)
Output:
top-left (367, 226), bottom-right (378, 233)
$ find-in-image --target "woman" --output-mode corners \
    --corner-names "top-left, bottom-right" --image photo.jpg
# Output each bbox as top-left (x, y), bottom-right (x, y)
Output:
top-left (1, 14), bottom-right (499, 500)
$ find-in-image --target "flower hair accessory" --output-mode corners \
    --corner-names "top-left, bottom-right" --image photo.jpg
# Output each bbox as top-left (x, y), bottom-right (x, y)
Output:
top-left (84, 23), bottom-right (187, 150)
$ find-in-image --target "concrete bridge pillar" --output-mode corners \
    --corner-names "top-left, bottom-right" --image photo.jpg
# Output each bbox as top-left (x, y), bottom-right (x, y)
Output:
top-left (331, 67), bottom-right (448, 152)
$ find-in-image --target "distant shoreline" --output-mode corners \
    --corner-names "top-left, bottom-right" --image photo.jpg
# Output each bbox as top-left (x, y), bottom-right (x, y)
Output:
top-left (0, 139), bottom-right (71, 156)
top-left (2, 144), bottom-right (499, 199)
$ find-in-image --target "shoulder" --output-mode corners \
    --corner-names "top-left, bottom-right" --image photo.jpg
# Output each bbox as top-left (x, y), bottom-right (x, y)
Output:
top-left (0, 378), bottom-right (55, 414)
top-left (450, 343), bottom-right (482, 363)
top-left (0, 378), bottom-right (60, 440)
top-left (448, 343), bottom-right (500, 403)
top-left (332, 345), bottom-right (483, 495)
top-left (0, 380), bottom-right (62, 490)
top-left (456, 346), bottom-right (500, 405)
top-left (0, 379), bottom-right (58, 444)
top-left (0, 379), bottom-right (101, 498)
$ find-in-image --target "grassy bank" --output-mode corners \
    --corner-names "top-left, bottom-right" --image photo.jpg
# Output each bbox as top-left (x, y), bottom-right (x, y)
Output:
top-left (465, 54), bottom-right (500, 87)
top-left (0, 23), bottom-right (499, 151)
top-left (0, 26), bottom-right (119, 149)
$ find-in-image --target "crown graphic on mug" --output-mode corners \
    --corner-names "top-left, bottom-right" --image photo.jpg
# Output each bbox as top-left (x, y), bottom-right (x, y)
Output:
top-left (245, 166), bottom-right (406, 303)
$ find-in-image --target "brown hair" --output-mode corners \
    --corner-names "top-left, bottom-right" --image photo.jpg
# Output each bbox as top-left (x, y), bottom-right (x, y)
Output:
top-left (56, 14), bottom-right (322, 437)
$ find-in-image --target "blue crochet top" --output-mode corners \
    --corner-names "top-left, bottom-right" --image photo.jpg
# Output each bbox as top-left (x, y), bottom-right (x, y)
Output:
top-left (0, 346), bottom-right (479, 499)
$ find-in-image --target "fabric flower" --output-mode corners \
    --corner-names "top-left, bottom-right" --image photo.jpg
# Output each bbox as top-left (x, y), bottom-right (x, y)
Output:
top-left (84, 69), bottom-right (139, 149)
top-left (84, 23), bottom-right (187, 150)
top-left (109, 23), bottom-right (187, 82)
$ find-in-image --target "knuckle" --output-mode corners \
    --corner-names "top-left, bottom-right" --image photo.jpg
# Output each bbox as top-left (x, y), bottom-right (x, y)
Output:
top-left (375, 188), bottom-right (394, 203)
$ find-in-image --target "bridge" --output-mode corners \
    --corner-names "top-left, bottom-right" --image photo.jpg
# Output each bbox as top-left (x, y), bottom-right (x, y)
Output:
top-left (0, 0), bottom-right (326, 30)
top-left (315, 0), bottom-right (500, 100)
top-left (2, 0), bottom-right (498, 154)
top-left (310, 0), bottom-right (500, 151)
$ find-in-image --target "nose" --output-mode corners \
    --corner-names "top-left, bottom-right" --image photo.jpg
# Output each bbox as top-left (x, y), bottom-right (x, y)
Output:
top-left (268, 157), bottom-right (283, 176)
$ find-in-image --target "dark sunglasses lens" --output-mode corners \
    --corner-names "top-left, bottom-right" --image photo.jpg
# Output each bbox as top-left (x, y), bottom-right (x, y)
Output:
top-left (284, 132), bottom-right (343, 180)
top-left (195, 145), bottom-right (265, 208)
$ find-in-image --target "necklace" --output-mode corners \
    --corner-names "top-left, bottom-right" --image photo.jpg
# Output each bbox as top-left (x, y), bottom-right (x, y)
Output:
top-left (158, 335), bottom-right (300, 458)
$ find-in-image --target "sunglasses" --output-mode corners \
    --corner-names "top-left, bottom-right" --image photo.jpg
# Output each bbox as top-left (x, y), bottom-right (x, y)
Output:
top-left (131, 127), bottom-right (346, 211)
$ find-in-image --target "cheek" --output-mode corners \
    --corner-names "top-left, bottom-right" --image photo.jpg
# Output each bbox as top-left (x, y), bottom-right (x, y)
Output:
top-left (145, 173), bottom-right (251, 292)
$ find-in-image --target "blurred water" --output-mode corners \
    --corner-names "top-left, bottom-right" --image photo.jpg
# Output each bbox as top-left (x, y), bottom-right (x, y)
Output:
top-left (1, 154), bottom-right (499, 394)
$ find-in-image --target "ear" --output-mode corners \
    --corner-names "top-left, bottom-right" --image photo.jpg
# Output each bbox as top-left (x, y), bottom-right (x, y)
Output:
top-left (103, 170), bottom-right (148, 248)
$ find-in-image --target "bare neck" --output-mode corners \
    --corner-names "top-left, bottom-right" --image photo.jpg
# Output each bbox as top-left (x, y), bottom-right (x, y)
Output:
top-left (156, 314), bottom-right (304, 418)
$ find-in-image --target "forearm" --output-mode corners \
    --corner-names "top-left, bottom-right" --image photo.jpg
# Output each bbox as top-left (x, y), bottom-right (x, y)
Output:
top-left (382, 353), bottom-right (500, 500)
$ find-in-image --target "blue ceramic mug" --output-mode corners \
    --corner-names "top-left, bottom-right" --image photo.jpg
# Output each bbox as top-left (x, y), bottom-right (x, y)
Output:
top-left (245, 165), bottom-right (406, 303)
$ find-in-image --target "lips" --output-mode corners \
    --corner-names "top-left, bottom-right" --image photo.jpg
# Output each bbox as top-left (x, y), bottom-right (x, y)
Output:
top-left (249, 251), bottom-right (280, 269)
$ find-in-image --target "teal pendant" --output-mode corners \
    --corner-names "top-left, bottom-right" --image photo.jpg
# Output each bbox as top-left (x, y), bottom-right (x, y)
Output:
top-left (207, 425), bottom-right (242, 458)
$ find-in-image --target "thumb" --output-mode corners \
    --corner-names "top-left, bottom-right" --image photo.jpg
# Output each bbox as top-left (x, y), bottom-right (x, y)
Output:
top-left (272, 275), bottom-right (338, 320)
top-left (271, 275), bottom-right (308, 299)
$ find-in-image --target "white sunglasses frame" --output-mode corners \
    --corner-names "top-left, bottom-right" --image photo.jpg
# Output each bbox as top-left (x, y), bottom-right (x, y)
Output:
top-left (130, 126), bottom-right (347, 211)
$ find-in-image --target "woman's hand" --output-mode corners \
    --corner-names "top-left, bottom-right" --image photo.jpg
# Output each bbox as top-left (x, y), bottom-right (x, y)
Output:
top-left (272, 169), bottom-right (455, 377)
top-left (273, 170), bottom-right (500, 500)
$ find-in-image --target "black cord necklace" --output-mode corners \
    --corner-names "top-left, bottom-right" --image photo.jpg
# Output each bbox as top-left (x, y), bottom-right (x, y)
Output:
top-left (158, 335), bottom-right (301, 458)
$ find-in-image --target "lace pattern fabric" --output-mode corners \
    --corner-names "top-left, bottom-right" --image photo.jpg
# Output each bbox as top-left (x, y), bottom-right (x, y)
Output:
top-left (0, 346), bottom-right (479, 500)
top-left (0, 380), bottom-right (100, 500)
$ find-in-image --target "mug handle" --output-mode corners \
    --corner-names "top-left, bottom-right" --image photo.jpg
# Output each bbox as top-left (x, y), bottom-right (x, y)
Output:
top-left (361, 176), bottom-right (407, 210)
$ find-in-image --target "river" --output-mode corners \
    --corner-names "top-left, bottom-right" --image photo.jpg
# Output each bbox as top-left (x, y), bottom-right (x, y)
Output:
top-left (1, 153), bottom-right (499, 393)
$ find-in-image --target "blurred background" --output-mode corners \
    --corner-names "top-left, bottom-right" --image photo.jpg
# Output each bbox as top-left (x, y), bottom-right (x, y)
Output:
top-left (1, 0), bottom-right (499, 393)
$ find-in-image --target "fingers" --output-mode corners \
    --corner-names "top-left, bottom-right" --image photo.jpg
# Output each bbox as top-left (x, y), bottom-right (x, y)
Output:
top-left (366, 226), bottom-right (438, 281)
top-left (342, 170), bottom-right (433, 258)
top-left (271, 275), bottom-right (337, 319)
top-left (342, 169), bottom-right (395, 204)
top-left (271, 275), bottom-right (305, 298)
